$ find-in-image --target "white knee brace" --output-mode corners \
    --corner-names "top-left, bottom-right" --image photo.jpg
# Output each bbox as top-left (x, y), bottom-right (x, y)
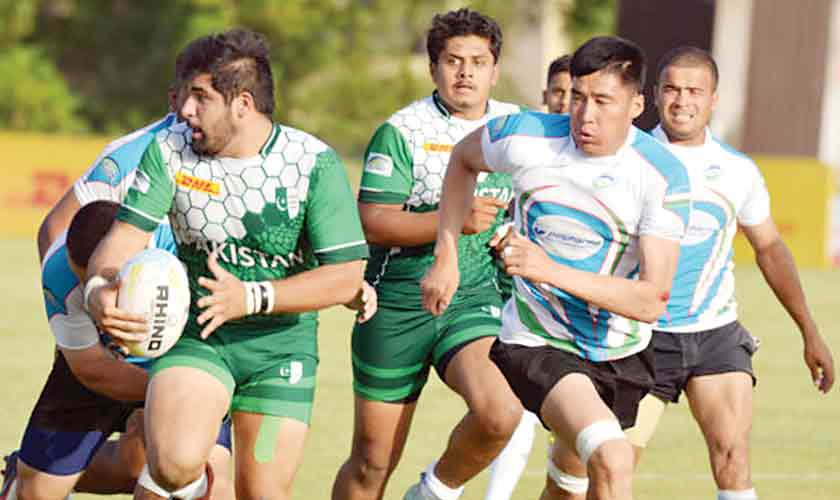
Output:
top-left (137, 465), bottom-right (208, 500)
top-left (575, 419), bottom-right (625, 465)
top-left (547, 460), bottom-right (589, 494)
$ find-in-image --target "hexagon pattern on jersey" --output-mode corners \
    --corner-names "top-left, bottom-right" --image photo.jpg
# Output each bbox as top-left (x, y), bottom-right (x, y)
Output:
top-left (158, 122), bottom-right (326, 247)
top-left (387, 98), bottom-right (520, 209)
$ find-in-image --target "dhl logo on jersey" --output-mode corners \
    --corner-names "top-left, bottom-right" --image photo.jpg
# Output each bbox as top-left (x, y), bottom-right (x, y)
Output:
top-left (422, 143), bottom-right (453, 153)
top-left (175, 171), bottom-right (220, 195)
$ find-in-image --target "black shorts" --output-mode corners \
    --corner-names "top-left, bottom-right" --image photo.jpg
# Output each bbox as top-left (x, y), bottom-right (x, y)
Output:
top-left (649, 321), bottom-right (758, 404)
top-left (489, 339), bottom-right (655, 429)
top-left (19, 350), bottom-right (234, 476)
top-left (29, 350), bottom-right (141, 434)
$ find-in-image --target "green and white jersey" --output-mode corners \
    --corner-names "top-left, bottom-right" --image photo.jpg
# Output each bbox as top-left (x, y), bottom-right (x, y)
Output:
top-left (359, 91), bottom-right (523, 304)
top-left (118, 122), bottom-right (368, 355)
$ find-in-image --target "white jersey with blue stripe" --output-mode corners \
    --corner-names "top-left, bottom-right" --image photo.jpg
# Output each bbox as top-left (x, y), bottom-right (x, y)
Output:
top-left (652, 125), bottom-right (770, 333)
top-left (42, 227), bottom-right (177, 365)
top-left (44, 113), bottom-right (180, 365)
top-left (73, 113), bottom-right (177, 206)
top-left (481, 112), bottom-right (691, 362)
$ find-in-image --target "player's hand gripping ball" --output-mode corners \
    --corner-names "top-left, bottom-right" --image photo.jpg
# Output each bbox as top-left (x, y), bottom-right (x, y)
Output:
top-left (117, 249), bottom-right (190, 358)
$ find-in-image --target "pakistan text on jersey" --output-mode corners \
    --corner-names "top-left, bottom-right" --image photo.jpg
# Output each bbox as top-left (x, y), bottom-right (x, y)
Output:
top-left (187, 238), bottom-right (306, 270)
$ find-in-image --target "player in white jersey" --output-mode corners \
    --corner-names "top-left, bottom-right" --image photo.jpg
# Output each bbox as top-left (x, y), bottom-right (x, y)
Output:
top-left (423, 37), bottom-right (691, 500)
top-left (333, 9), bottom-right (527, 500)
top-left (482, 54), bottom-right (576, 500)
top-left (621, 46), bottom-right (835, 500)
top-left (0, 201), bottom-right (234, 500)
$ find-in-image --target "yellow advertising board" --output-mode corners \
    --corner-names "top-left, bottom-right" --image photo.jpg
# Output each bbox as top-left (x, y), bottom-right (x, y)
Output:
top-left (732, 156), bottom-right (835, 269)
top-left (0, 132), bottom-right (110, 239)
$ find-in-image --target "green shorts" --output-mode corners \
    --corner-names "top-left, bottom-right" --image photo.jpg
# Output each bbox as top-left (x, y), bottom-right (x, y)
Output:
top-left (150, 322), bottom-right (317, 424)
top-left (352, 291), bottom-right (503, 402)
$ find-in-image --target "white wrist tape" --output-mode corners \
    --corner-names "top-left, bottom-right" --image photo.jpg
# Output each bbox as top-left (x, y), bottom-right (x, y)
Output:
top-left (137, 465), bottom-right (171, 498)
top-left (83, 275), bottom-right (110, 312)
top-left (243, 281), bottom-right (274, 315)
top-left (575, 419), bottom-right (625, 464)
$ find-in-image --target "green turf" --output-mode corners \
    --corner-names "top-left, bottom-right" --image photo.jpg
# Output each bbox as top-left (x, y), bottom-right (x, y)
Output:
top-left (1, 239), bottom-right (838, 499)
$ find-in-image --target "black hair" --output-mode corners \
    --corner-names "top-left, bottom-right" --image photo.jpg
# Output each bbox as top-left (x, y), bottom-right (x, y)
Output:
top-left (657, 46), bottom-right (719, 90)
top-left (66, 201), bottom-right (121, 269)
top-left (570, 36), bottom-right (646, 93)
top-left (427, 8), bottom-right (503, 64)
top-left (546, 55), bottom-right (571, 85)
top-left (175, 28), bottom-right (275, 116)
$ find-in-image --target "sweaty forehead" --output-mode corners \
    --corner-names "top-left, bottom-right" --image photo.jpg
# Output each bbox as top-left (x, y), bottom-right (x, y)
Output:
top-left (442, 35), bottom-right (493, 58)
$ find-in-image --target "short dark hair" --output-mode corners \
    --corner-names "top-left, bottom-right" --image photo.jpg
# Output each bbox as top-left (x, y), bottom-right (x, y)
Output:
top-left (66, 201), bottom-right (121, 270)
top-left (427, 8), bottom-right (503, 64)
top-left (570, 36), bottom-right (646, 93)
top-left (176, 28), bottom-right (275, 116)
top-left (546, 55), bottom-right (571, 85)
top-left (657, 46), bottom-right (719, 90)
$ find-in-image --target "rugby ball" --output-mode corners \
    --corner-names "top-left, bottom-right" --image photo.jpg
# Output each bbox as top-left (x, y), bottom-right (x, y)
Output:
top-left (117, 248), bottom-right (190, 358)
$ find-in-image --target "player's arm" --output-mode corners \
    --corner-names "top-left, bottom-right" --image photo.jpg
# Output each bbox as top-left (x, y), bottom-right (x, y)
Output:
top-left (357, 122), bottom-right (503, 247)
top-left (422, 127), bottom-right (490, 315)
top-left (61, 343), bottom-right (147, 401)
top-left (86, 140), bottom-right (174, 342)
top-left (37, 187), bottom-right (81, 263)
top-left (741, 217), bottom-right (834, 392)
top-left (498, 231), bottom-right (679, 322)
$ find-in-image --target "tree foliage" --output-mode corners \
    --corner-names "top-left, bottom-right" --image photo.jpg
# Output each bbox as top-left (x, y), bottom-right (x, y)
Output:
top-left (0, 0), bottom-right (611, 153)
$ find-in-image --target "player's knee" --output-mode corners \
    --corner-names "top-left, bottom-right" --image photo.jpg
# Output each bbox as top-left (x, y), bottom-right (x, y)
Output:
top-left (347, 439), bottom-right (398, 486)
top-left (708, 439), bottom-right (750, 481)
top-left (147, 448), bottom-right (207, 491)
top-left (471, 397), bottom-right (521, 442)
top-left (575, 420), bottom-right (631, 485)
top-left (587, 440), bottom-right (633, 486)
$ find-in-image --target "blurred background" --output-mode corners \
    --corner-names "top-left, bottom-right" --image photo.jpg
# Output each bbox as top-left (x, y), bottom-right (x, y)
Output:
top-left (0, 0), bottom-right (837, 267)
top-left (0, 2), bottom-right (838, 499)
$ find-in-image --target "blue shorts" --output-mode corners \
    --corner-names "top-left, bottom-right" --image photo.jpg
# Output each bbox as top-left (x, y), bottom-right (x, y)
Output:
top-left (19, 416), bottom-right (233, 476)
top-left (19, 350), bottom-right (232, 475)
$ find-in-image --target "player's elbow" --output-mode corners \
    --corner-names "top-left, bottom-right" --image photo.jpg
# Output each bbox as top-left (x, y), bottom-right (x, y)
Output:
top-left (636, 287), bottom-right (670, 323)
top-left (335, 260), bottom-right (365, 305)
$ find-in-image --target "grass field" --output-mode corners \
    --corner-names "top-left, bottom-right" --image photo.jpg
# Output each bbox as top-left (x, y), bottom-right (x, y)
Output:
top-left (1, 238), bottom-right (838, 500)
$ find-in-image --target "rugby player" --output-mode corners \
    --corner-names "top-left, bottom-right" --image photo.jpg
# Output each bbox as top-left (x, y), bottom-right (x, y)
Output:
top-left (85, 29), bottom-right (369, 500)
top-left (622, 46), bottom-right (835, 500)
top-left (331, 9), bottom-right (527, 500)
top-left (423, 36), bottom-right (691, 500)
top-left (1, 200), bottom-right (233, 500)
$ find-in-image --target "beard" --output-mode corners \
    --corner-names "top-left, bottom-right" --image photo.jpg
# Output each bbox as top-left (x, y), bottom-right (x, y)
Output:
top-left (190, 115), bottom-right (235, 156)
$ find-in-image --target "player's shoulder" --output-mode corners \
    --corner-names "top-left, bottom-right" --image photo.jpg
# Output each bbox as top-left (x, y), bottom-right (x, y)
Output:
top-left (630, 127), bottom-right (690, 188)
top-left (383, 94), bottom-right (445, 135)
top-left (487, 98), bottom-right (525, 117)
top-left (41, 232), bottom-right (79, 319)
top-left (86, 114), bottom-right (177, 184)
top-left (270, 123), bottom-right (332, 156)
top-left (485, 110), bottom-right (571, 143)
top-left (708, 134), bottom-right (761, 173)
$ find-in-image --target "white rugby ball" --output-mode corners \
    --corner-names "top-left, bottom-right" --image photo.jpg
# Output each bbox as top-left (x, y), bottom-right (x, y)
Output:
top-left (117, 248), bottom-right (190, 358)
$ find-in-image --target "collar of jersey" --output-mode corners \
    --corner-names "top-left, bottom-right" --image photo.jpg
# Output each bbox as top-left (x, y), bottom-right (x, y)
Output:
top-left (431, 90), bottom-right (491, 122)
top-left (567, 126), bottom-right (637, 167)
top-left (651, 124), bottom-right (713, 150)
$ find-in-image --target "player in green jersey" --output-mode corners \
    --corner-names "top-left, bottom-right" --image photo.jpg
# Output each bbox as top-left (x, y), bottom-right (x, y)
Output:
top-left (332, 9), bottom-right (525, 500)
top-left (85, 30), bottom-right (370, 500)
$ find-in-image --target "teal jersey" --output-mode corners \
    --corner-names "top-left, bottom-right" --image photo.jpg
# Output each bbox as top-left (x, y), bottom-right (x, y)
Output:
top-left (359, 92), bottom-right (524, 305)
top-left (118, 122), bottom-right (368, 356)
